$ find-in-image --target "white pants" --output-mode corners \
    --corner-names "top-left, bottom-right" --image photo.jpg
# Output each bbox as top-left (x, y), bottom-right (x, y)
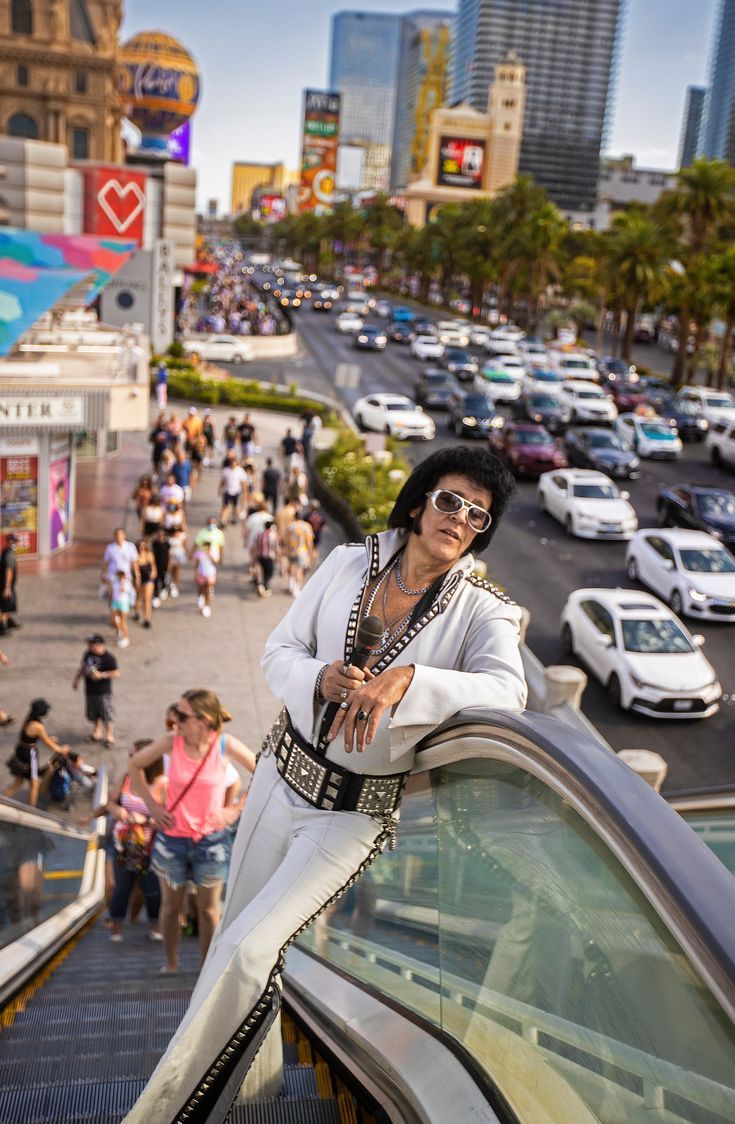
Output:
top-left (124, 752), bottom-right (388, 1122)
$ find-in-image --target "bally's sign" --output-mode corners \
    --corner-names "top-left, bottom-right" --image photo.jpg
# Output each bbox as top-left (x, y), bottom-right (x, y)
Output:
top-left (0, 396), bottom-right (84, 427)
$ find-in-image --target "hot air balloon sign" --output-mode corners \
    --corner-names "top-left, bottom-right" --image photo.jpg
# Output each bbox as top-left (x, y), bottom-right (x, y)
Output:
top-left (120, 31), bottom-right (200, 157)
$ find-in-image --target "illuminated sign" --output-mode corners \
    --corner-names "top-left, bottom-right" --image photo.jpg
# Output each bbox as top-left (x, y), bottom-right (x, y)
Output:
top-left (299, 89), bottom-right (340, 214)
top-left (437, 137), bottom-right (485, 189)
top-left (82, 167), bottom-right (147, 245)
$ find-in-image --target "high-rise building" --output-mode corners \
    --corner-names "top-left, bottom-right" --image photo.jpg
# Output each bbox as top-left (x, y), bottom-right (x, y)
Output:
top-left (449, 0), bottom-right (624, 213)
top-left (391, 11), bottom-right (453, 191)
top-left (678, 86), bottom-right (706, 168)
top-left (0, 0), bottom-right (123, 163)
top-left (699, 0), bottom-right (735, 163)
top-left (329, 11), bottom-right (402, 192)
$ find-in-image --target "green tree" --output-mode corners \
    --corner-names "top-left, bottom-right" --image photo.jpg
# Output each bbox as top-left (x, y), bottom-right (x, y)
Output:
top-left (706, 245), bottom-right (735, 388)
top-left (604, 211), bottom-right (671, 361)
top-left (361, 195), bottom-right (405, 286)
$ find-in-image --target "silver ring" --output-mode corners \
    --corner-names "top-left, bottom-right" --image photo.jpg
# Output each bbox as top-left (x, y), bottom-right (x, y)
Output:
top-left (357, 709), bottom-right (369, 722)
top-left (339, 700), bottom-right (349, 711)
top-left (340, 687), bottom-right (348, 701)
top-left (341, 664), bottom-right (349, 675)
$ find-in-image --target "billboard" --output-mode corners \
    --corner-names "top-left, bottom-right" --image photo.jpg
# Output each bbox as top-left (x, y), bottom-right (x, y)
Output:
top-left (0, 451), bottom-right (38, 555)
top-left (437, 137), bottom-right (485, 189)
top-left (299, 89), bottom-right (340, 214)
top-left (49, 456), bottom-right (71, 552)
top-left (168, 122), bottom-right (191, 165)
top-left (82, 167), bottom-right (147, 245)
top-left (258, 194), bottom-right (286, 223)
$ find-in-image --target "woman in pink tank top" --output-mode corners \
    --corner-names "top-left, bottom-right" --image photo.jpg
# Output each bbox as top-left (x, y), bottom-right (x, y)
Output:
top-left (129, 689), bottom-right (256, 972)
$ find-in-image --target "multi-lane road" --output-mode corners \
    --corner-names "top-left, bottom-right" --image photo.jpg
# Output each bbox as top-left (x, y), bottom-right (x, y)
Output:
top-left (237, 294), bottom-right (735, 792)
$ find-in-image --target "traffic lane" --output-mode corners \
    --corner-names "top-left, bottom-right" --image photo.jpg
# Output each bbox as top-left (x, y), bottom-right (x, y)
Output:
top-left (292, 312), bottom-right (735, 788)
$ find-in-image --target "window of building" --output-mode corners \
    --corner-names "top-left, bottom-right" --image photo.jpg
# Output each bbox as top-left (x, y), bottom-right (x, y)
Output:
top-left (17, 64), bottom-right (29, 87)
top-left (11, 0), bottom-right (33, 35)
top-left (74, 71), bottom-right (87, 94)
top-left (8, 112), bottom-right (38, 139)
top-left (71, 127), bottom-right (89, 159)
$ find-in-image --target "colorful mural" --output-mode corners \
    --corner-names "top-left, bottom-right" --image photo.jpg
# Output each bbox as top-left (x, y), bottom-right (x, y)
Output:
top-left (0, 230), bottom-right (136, 355)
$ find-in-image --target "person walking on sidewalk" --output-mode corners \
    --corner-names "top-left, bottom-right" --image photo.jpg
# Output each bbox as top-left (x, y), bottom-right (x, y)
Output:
top-left (219, 454), bottom-right (248, 528)
top-left (238, 414), bottom-right (258, 458)
top-left (110, 570), bottom-right (133, 649)
top-left (136, 539), bottom-right (157, 628)
top-left (155, 361), bottom-right (168, 410)
top-left (193, 544), bottom-right (217, 618)
top-left (0, 534), bottom-right (20, 636)
top-left (202, 410), bottom-right (216, 466)
top-left (72, 634), bottom-right (119, 748)
top-left (101, 529), bottom-right (139, 601)
top-left (194, 516), bottom-right (225, 566)
top-left (151, 527), bottom-right (170, 607)
top-left (0, 647), bottom-right (13, 727)
top-left (261, 457), bottom-right (280, 513)
top-left (129, 689), bottom-right (256, 974)
top-left (255, 520), bottom-right (279, 597)
top-left (284, 509), bottom-right (316, 598)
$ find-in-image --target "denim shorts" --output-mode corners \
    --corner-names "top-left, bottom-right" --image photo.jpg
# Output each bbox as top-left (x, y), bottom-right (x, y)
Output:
top-left (151, 828), bottom-right (231, 889)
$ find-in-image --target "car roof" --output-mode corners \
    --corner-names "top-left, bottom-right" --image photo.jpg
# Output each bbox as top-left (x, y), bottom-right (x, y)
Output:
top-left (562, 380), bottom-right (603, 391)
top-left (571, 588), bottom-right (669, 616)
top-left (371, 393), bottom-right (413, 404)
top-left (554, 468), bottom-right (612, 482)
top-left (637, 528), bottom-right (728, 548)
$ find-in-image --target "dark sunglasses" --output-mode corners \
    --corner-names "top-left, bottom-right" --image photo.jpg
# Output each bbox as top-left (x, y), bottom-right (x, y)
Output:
top-left (171, 706), bottom-right (196, 723)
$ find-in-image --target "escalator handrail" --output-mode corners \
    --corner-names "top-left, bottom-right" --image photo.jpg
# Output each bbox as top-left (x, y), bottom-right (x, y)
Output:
top-left (414, 708), bottom-right (735, 1022)
top-left (0, 795), bottom-right (92, 838)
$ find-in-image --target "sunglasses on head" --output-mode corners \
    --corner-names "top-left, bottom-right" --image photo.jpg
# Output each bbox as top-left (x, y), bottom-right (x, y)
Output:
top-left (425, 489), bottom-right (492, 533)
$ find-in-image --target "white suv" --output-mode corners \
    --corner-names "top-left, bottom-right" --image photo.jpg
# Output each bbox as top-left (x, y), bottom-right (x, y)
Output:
top-left (435, 320), bottom-right (470, 347)
top-left (707, 420), bottom-right (735, 470)
top-left (548, 350), bottom-right (600, 382)
top-left (558, 381), bottom-right (618, 423)
top-left (678, 386), bottom-right (735, 425)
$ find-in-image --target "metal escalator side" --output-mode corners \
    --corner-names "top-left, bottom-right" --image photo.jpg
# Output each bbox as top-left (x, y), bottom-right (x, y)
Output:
top-left (288, 708), bottom-right (735, 1124)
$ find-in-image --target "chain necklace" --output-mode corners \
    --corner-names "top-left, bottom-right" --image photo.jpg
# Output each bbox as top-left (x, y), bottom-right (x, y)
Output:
top-left (363, 555), bottom-right (419, 656)
top-left (395, 552), bottom-right (430, 596)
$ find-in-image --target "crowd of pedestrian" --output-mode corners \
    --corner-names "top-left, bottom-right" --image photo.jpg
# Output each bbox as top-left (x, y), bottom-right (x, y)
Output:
top-left (177, 266), bottom-right (279, 338)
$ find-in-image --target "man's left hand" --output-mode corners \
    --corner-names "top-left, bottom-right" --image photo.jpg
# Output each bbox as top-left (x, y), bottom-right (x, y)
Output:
top-left (328, 665), bottom-right (414, 754)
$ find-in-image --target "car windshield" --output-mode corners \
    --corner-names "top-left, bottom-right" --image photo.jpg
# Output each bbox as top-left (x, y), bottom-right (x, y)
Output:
top-left (486, 372), bottom-right (513, 382)
top-left (562, 358), bottom-right (593, 369)
top-left (447, 349), bottom-right (470, 360)
top-left (621, 619), bottom-right (694, 654)
top-left (533, 371), bottom-right (562, 381)
top-left (679, 548), bottom-right (735, 573)
top-left (463, 396), bottom-right (491, 411)
top-left (385, 402), bottom-right (413, 411)
top-left (529, 395), bottom-right (560, 408)
top-left (606, 360), bottom-right (630, 374)
top-left (640, 423), bottom-right (675, 439)
top-left (588, 433), bottom-right (624, 449)
top-left (424, 373), bottom-right (450, 385)
top-left (697, 492), bottom-right (735, 517)
top-left (517, 431), bottom-right (553, 446)
top-left (576, 391), bottom-right (603, 400)
top-left (704, 395), bottom-right (734, 408)
top-left (572, 484), bottom-right (618, 499)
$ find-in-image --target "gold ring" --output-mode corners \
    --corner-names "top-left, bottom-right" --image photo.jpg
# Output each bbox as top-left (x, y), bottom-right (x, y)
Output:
top-left (340, 687), bottom-right (348, 701)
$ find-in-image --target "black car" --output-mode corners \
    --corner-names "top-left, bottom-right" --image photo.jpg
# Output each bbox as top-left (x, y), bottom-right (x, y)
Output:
top-left (413, 368), bottom-right (457, 410)
top-left (657, 484), bottom-right (735, 552)
top-left (448, 391), bottom-right (499, 438)
top-left (598, 356), bottom-right (635, 385)
top-left (441, 347), bottom-right (479, 381)
top-left (565, 428), bottom-right (640, 479)
top-left (644, 392), bottom-right (709, 442)
top-left (411, 318), bottom-right (436, 338)
top-left (515, 392), bottom-right (572, 433)
top-left (387, 321), bottom-right (413, 344)
top-left (354, 323), bottom-right (387, 351)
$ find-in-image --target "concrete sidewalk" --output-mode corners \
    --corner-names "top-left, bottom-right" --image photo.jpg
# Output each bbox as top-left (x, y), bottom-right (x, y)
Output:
top-left (1, 405), bottom-right (341, 792)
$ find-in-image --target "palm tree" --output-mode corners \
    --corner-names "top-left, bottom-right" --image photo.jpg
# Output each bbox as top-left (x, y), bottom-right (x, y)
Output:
top-left (705, 246), bottom-right (735, 388)
top-left (655, 158), bottom-right (735, 384)
top-left (326, 201), bottom-right (368, 281)
top-left (604, 211), bottom-right (671, 360)
top-left (361, 195), bottom-right (404, 286)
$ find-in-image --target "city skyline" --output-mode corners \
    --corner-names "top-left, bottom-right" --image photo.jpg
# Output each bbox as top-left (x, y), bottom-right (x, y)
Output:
top-left (122, 0), bottom-right (718, 211)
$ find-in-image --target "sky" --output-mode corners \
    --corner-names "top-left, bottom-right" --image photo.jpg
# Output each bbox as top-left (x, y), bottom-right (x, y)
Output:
top-left (122, 0), bottom-right (719, 211)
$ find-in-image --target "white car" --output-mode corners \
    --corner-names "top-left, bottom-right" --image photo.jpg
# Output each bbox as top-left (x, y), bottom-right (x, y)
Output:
top-left (678, 386), bottom-right (735, 426)
top-left (707, 420), bottom-right (735, 470)
top-left (181, 335), bottom-right (253, 364)
top-left (353, 393), bottom-right (435, 440)
top-left (519, 339), bottom-right (549, 368)
top-left (490, 324), bottom-right (525, 344)
top-left (435, 320), bottom-right (470, 347)
top-left (480, 369), bottom-right (523, 403)
top-left (560, 587), bottom-right (722, 718)
top-left (410, 334), bottom-right (445, 361)
top-left (625, 529), bottom-right (735, 621)
top-left (491, 353), bottom-right (526, 380)
top-left (336, 311), bottom-right (364, 334)
top-left (548, 351), bottom-right (600, 382)
top-left (614, 413), bottom-right (683, 460)
top-left (468, 325), bottom-right (493, 348)
top-left (537, 468), bottom-right (638, 539)
top-left (558, 381), bottom-right (618, 424)
top-left (484, 337), bottom-right (521, 358)
top-left (523, 369), bottom-right (565, 394)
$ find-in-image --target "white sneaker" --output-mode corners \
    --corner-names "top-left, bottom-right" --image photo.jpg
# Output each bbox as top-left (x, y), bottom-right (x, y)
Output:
top-left (202, 605), bottom-right (211, 618)
top-left (170, 585), bottom-right (179, 599)
top-left (117, 636), bottom-right (130, 649)
top-left (160, 588), bottom-right (169, 602)
top-left (152, 597), bottom-right (161, 609)
top-left (197, 594), bottom-right (205, 609)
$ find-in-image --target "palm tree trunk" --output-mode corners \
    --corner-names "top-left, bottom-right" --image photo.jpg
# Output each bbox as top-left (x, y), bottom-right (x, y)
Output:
top-left (688, 321), bottom-right (707, 382)
top-left (622, 303), bottom-right (637, 361)
top-left (671, 302), bottom-right (690, 387)
top-left (716, 307), bottom-right (735, 390)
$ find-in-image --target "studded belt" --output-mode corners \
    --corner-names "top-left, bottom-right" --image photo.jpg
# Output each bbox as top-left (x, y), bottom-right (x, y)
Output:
top-left (262, 709), bottom-right (408, 817)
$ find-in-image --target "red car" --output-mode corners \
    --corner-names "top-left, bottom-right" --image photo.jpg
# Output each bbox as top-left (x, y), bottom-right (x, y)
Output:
top-left (489, 422), bottom-right (568, 477)
top-left (606, 380), bottom-right (648, 412)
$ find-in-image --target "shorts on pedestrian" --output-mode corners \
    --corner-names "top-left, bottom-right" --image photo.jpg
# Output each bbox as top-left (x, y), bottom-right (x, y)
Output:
top-left (111, 598), bottom-right (130, 613)
top-left (223, 492), bottom-right (241, 507)
top-left (86, 694), bottom-right (115, 724)
top-left (151, 828), bottom-right (231, 889)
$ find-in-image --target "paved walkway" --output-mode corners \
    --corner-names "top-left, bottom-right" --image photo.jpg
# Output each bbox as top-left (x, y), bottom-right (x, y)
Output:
top-left (1, 405), bottom-right (340, 793)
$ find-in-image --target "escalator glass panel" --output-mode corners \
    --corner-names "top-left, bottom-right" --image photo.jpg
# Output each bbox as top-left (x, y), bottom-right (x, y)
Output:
top-left (0, 821), bottom-right (88, 950)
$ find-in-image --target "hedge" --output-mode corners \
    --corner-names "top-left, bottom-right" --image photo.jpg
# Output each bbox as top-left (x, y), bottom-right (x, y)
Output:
top-left (316, 428), bottom-right (410, 536)
top-left (153, 367), bottom-right (337, 422)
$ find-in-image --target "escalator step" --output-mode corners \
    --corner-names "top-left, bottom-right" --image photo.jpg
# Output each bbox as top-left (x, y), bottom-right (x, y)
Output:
top-left (0, 1077), bottom-right (145, 1122)
top-left (225, 1104), bottom-right (340, 1123)
top-left (0, 1030), bottom-right (174, 1059)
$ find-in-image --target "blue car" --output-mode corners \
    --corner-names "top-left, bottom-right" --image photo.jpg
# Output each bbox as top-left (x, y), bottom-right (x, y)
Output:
top-left (392, 306), bottom-right (415, 323)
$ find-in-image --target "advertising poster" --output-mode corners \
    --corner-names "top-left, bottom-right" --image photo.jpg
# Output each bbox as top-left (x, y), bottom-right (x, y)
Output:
top-left (258, 194), bottom-right (286, 223)
top-left (298, 90), bottom-right (341, 214)
top-left (437, 137), bottom-right (486, 189)
top-left (49, 457), bottom-right (71, 552)
top-left (168, 122), bottom-right (191, 165)
top-left (0, 453), bottom-right (38, 554)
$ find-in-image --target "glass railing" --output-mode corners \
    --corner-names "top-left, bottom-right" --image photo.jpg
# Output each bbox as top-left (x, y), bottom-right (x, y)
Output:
top-left (668, 789), bottom-right (735, 880)
top-left (296, 714), bottom-right (735, 1124)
